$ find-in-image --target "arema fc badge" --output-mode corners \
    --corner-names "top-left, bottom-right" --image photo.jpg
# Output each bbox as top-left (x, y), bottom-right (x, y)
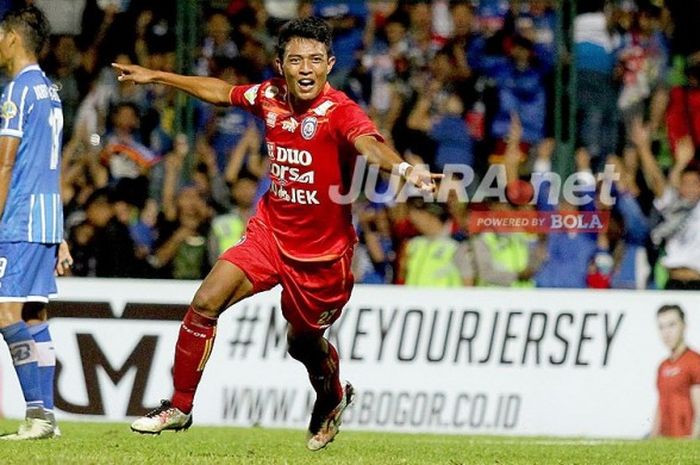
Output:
top-left (301, 116), bottom-right (317, 140)
top-left (0, 101), bottom-right (18, 120)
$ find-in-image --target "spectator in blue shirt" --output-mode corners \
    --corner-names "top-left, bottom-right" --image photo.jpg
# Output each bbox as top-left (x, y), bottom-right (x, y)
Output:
top-left (574, 1), bottom-right (622, 170)
top-left (408, 83), bottom-right (474, 172)
top-left (485, 34), bottom-right (547, 164)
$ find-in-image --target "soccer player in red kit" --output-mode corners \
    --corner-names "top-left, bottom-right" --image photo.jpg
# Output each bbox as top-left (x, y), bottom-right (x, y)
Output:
top-left (651, 305), bottom-right (700, 438)
top-left (114, 17), bottom-right (438, 450)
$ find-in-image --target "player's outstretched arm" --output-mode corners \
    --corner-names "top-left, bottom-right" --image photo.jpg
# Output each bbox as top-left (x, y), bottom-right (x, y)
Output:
top-left (112, 63), bottom-right (234, 106)
top-left (354, 135), bottom-right (442, 192)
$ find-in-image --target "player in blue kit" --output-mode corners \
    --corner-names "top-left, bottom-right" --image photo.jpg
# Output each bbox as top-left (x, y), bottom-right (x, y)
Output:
top-left (0, 6), bottom-right (72, 440)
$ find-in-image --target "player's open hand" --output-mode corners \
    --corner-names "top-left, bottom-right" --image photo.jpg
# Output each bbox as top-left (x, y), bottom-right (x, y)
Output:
top-left (112, 63), bottom-right (156, 85)
top-left (55, 240), bottom-right (74, 276)
top-left (405, 165), bottom-right (443, 193)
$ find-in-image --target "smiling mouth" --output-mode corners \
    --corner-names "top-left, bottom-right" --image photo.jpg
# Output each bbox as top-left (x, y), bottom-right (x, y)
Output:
top-left (298, 79), bottom-right (315, 91)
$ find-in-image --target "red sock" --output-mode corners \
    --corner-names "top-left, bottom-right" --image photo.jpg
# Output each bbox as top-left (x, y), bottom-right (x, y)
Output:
top-left (171, 307), bottom-right (217, 414)
top-left (308, 340), bottom-right (343, 407)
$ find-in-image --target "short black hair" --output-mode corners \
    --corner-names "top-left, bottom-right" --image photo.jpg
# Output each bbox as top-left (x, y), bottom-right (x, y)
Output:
top-left (658, 304), bottom-right (685, 322)
top-left (450, 0), bottom-right (474, 11)
top-left (407, 198), bottom-right (449, 221)
top-left (112, 101), bottom-right (140, 117)
top-left (681, 160), bottom-right (700, 178)
top-left (0, 6), bottom-right (50, 56)
top-left (577, 0), bottom-right (605, 14)
top-left (276, 16), bottom-right (333, 61)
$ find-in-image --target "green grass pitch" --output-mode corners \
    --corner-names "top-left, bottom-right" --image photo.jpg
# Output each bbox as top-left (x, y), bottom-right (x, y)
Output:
top-left (1, 420), bottom-right (699, 464)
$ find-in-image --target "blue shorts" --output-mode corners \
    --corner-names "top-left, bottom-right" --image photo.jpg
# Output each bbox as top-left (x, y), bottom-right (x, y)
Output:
top-left (0, 242), bottom-right (58, 303)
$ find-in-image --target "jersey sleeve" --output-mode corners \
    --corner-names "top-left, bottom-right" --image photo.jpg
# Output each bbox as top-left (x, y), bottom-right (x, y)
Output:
top-left (228, 83), bottom-right (263, 118)
top-left (333, 100), bottom-right (384, 146)
top-left (0, 81), bottom-right (31, 139)
top-left (690, 356), bottom-right (700, 385)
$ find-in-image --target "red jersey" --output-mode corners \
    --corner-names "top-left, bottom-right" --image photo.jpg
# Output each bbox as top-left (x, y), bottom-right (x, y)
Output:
top-left (657, 348), bottom-right (700, 437)
top-left (229, 78), bottom-right (382, 261)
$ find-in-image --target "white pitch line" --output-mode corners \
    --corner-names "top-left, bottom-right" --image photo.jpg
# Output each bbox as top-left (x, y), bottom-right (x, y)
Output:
top-left (466, 439), bottom-right (632, 446)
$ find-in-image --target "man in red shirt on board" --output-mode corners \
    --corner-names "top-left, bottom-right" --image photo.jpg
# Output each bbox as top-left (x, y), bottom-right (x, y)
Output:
top-left (114, 17), bottom-right (438, 450)
top-left (651, 304), bottom-right (700, 438)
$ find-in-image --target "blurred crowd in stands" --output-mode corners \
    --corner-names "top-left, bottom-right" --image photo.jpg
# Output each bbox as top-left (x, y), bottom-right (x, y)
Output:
top-left (3, 0), bottom-right (699, 290)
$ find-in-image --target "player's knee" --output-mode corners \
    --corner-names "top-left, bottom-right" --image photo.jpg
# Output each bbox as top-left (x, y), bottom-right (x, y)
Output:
top-left (0, 304), bottom-right (23, 328)
top-left (21, 302), bottom-right (47, 323)
top-left (0, 315), bottom-right (20, 328)
top-left (190, 292), bottom-right (224, 319)
top-left (287, 331), bottom-right (323, 362)
top-left (287, 336), bottom-right (305, 361)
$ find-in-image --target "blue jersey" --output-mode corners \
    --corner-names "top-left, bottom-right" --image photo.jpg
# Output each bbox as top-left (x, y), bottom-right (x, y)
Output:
top-left (0, 64), bottom-right (63, 244)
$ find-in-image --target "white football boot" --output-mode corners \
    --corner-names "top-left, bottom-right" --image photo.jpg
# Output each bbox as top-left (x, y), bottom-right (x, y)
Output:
top-left (130, 400), bottom-right (193, 434)
top-left (0, 418), bottom-right (54, 440)
top-left (307, 381), bottom-right (355, 451)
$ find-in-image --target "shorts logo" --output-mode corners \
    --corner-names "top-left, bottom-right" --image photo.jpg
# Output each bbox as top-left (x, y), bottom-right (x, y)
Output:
top-left (1, 101), bottom-right (18, 120)
top-left (243, 85), bottom-right (260, 105)
top-left (301, 116), bottom-right (317, 140)
top-left (0, 257), bottom-right (6, 278)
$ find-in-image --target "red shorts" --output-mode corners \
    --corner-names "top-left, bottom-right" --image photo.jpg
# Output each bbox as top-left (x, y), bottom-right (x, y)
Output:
top-left (220, 216), bottom-right (354, 333)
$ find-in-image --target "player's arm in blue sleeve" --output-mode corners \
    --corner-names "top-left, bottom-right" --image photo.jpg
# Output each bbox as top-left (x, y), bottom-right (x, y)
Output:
top-left (0, 83), bottom-right (27, 218)
top-left (614, 189), bottom-right (650, 246)
top-left (112, 63), bottom-right (234, 106)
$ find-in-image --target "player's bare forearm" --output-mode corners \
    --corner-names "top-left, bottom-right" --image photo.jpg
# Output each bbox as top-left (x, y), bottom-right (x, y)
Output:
top-left (631, 119), bottom-right (667, 198)
top-left (354, 135), bottom-right (404, 173)
top-left (151, 72), bottom-right (233, 106)
top-left (355, 135), bottom-right (441, 192)
top-left (113, 63), bottom-right (233, 106)
top-left (0, 166), bottom-right (11, 219)
top-left (0, 136), bottom-right (19, 219)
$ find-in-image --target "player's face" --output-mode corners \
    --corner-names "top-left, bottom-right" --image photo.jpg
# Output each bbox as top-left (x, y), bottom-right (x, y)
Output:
top-left (0, 26), bottom-right (15, 68)
top-left (277, 37), bottom-right (335, 102)
top-left (657, 311), bottom-right (685, 352)
top-left (679, 172), bottom-right (700, 204)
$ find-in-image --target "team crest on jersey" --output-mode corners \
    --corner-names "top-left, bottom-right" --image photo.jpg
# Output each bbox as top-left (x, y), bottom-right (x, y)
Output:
top-left (266, 112), bottom-right (278, 128)
top-left (244, 85), bottom-right (260, 105)
top-left (282, 117), bottom-right (299, 133)
top-left (1, 101), bottom-right (18, 120)
top-left (301, 116), bottom-right (318, 140)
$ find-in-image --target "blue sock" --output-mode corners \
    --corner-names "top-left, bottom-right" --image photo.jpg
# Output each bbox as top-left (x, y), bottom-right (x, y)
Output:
top-left (1, 321), bottom-right (44, 412)
top-left (28, 322), bottom-right (56, 411)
